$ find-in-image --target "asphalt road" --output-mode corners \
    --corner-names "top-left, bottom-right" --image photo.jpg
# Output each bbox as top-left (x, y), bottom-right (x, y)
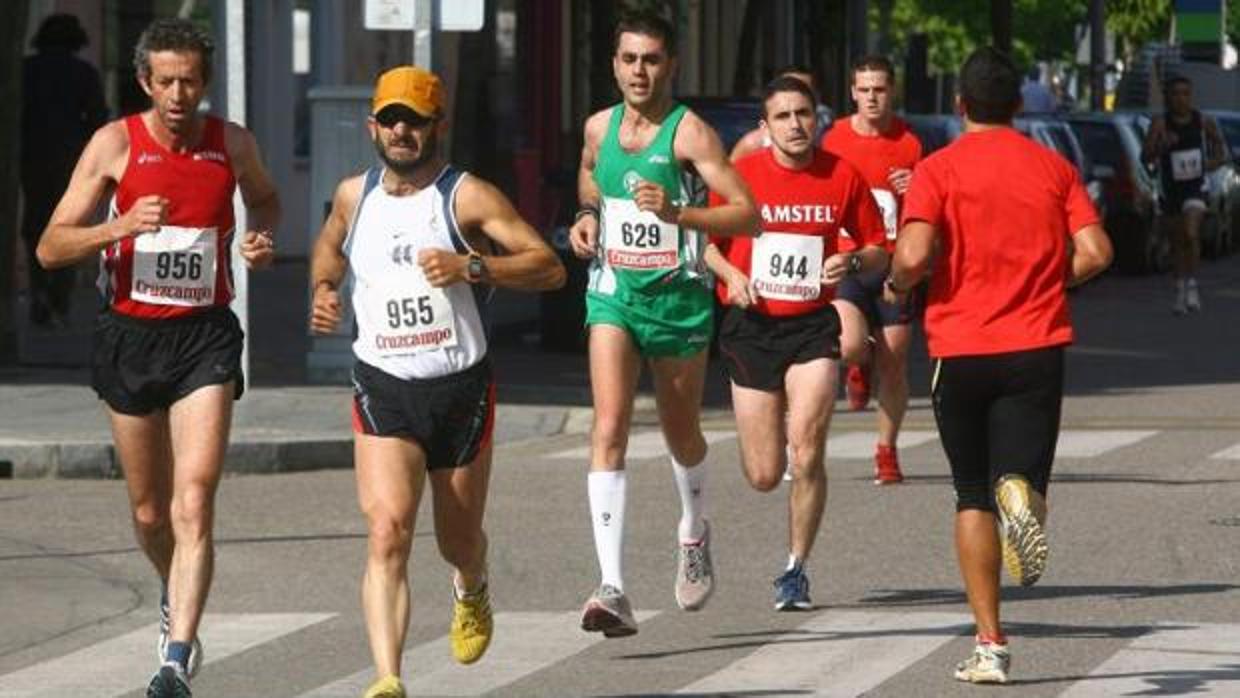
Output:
top-left (2, 255), bottom-right (1239, 697)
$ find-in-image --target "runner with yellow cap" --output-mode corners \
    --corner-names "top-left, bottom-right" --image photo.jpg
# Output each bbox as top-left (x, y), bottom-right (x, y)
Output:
top-left (310, 65), bottom-right (565, 698)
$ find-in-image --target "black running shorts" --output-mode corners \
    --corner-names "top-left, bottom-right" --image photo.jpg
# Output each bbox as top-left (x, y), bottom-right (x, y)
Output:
top-left (350, 358), bottom-right (496, 469)
top-left (91, 307), bottom-right (245, 415)
top-left (718, 304), bottom-right (841, 391)
top-left (931, 346), bottom-right (1065, 512)
top-left (834, 270), bottom-right (922, 329)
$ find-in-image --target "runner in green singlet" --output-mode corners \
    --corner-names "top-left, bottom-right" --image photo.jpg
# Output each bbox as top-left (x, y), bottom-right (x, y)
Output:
top-left (567, 11), bottom-right (758, 638)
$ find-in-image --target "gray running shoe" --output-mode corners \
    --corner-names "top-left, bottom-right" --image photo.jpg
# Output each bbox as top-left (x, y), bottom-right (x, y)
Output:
top-left (146, 661), bottom-right (192, 697)
top-left (580, 584), bottom-right (638, 638)
top-left (674, 519), bottom-right (715, 611)
top-left (157, 599), bottom-right (203, 677)
top-left (995, 475), bottom-right (1049, 587)
top-left (954, 641), bottom-right (1010, 684)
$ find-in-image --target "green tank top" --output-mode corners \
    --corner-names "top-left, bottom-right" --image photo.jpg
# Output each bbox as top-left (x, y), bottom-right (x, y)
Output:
top-left (589, 102), bottom-right (709, 294)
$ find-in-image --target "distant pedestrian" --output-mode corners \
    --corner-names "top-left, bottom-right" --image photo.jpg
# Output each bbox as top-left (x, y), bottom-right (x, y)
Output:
top-left (21, 13), bottom-right (108, 327)
top-left (886, 47), bottom-right (1111, 684)
top-left (1019, 66), bottom-right (1055, 113)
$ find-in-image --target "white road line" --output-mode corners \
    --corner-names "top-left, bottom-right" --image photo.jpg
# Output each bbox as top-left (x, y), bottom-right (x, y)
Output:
top-left (549, 431), bottom-right (735, 460)
top-left (675, 610), bottom-right (971, 697)
top-left (0, 613), bottom-right (334, 698)
top-left (1208, 442), bottom-right (1240, 459)
top-left (1054, 430), bottom-right (1157, 458)
top-left (1058, 623), bottom-right (1240, 697)
top-left (826, 430), bottom-right (939, 459)
top-left (299, 610), bottom-right (660, 697)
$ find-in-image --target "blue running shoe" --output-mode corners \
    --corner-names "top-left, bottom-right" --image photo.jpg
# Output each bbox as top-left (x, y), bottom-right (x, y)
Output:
top-left (773, 565), bottom-right (812, 611)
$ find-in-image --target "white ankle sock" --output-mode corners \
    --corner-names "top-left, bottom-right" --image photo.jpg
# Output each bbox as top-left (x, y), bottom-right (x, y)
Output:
top-left (671, 456), bottom-right (706, 542)
top-left (588, 470), bottom-right (626, 590)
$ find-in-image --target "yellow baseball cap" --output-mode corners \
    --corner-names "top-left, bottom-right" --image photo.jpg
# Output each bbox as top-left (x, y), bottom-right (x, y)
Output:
top-left (372, 66), bottom-right (443, 117)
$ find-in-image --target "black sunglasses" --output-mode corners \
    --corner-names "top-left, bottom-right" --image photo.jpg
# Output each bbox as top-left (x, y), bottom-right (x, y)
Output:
top-left (375, 106), bottom-right (433, 129)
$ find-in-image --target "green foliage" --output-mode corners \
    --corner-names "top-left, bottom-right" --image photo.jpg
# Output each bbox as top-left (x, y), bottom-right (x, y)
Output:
top-left (1105, 0), bottom-right (1170, 52)
top-left (879, 0), bottom-right (1086, 74)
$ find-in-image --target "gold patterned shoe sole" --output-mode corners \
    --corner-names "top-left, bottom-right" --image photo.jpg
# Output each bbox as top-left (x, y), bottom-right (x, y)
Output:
top-left (995, 475), bottom-right (1049, 586)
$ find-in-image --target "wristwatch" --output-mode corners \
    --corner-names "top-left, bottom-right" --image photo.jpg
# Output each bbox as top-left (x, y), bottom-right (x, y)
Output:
top-left (466, 252), bottom-right (486, 283)
top-left (847, 253), bottom-right (863, 275)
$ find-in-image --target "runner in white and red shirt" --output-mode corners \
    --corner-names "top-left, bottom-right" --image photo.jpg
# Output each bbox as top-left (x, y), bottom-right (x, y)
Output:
top-left (35, 18), bottom-right (280, 697)
top-left (706, 76), bottom-right (887, 611)
top-left (822, 54), bottom-right (923, 484)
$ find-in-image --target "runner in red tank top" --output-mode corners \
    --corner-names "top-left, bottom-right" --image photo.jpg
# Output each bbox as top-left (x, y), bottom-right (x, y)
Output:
top-left (822, 54), bottom-right (924, 485)
top-left (35, 18), bottom-right (280, 698)
top-left (705, 76), bottom-right (887, 611)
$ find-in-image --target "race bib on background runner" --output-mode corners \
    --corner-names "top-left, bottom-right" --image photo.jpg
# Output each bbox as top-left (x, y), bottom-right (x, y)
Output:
top-left (1170, 148), bottom-right (1203, 182)
top-left (602, 197), bottom-right (679, 270)
top-left (871, 188), bottom-right (899, 240)
top-left (751, 231), bottom-right (824, 301)
top-left (367, 272), bottom-right (458, 356)
top-left (130, 225), bottom-right (217, 306)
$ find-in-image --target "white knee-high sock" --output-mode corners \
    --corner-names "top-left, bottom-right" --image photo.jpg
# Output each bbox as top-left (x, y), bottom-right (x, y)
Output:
top-left (671, 456), bottom-right (706, 542)
top-left (588, 470), bottom-right (626, 590)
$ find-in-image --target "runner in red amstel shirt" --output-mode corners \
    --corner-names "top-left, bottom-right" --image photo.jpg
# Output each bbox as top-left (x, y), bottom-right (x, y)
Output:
top-left (705, 76), bottom-right (887, 611)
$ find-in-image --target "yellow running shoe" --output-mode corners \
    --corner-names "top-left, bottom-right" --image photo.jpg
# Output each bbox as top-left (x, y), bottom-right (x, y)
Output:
top-left (362, 674), bottom-right (405, 698)
top-left (995, 474), bottom-right (1049, 586)
top-left (451, 583), bottom-right (493, 664)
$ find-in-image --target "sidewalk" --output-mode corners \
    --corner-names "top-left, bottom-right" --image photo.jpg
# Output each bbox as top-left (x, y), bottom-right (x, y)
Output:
top-left (0, 259), bottom-right (687, 478)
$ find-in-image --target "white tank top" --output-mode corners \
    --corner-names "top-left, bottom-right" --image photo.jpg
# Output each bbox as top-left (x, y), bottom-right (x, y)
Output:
top-left (345, 166), bottom-right (489, 380)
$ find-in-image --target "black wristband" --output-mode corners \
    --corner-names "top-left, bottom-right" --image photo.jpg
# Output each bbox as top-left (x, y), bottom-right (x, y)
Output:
top-left (575, 204), bottom-right (600, 221)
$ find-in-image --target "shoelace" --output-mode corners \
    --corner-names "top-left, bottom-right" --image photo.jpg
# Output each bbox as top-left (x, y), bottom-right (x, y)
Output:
top-left (682, 543), bottom-right (710, 583)
top-left (455, 598), bottom-right (490, 633)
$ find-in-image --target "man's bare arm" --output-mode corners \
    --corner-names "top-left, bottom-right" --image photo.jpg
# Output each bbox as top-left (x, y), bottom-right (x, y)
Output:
top-left (37, 122), bottom-right (155, 269)
top-left (308, 177), bottom-right (360, 334)
top-left (672, 112), bottom-right (760, 236)
top-left (423, 176), bottom-right (565, 291)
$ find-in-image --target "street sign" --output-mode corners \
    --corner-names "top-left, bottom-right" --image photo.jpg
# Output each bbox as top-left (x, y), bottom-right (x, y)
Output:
top-left (364, 0), bottom-right (484, 32)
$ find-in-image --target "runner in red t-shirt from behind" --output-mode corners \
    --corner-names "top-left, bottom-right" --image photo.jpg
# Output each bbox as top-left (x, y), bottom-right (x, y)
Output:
top-left (706, 76), bottom-right (888, 611)
top-left (886, 47), bottom-right (1112, 685)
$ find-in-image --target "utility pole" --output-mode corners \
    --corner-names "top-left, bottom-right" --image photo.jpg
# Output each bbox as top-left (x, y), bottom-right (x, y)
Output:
top-left (415, 0), bottom-right (434, 70)
top-left (991, 0), bottom-right (1012, 54)
top-left (1089, 0), bottom-right (1106, 110)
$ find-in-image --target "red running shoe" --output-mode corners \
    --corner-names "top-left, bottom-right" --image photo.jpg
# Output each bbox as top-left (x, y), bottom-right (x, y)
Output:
top-left (874, 444), bottom-right (904, 485)
top-left (846, 364), bottom-right (871, 411)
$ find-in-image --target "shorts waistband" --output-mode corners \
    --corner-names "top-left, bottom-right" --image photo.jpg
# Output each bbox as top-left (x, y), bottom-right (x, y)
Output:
top-left (355, 356), bottom-right (492, 387)
top-left (102, 306), bottom-right (236, 330)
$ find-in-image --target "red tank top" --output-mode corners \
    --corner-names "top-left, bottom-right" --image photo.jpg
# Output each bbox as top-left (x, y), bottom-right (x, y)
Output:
top-left (102, 114), bottom-right (236, 319)
top-left (822, 116), bottom-right (922, 250)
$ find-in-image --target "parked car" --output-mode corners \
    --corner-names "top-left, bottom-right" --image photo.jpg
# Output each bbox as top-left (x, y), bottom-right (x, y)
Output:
top-left (679, 96), bottom-right (764, 154)
top-left (1066, 112), bottom-right (1166, 274)
top-left (1014, 113), bottom-right (1103, 208)
top-left (903, 113), bottom-right (963, 155)
top-left (1203, 109), bottom-right (1240, 257)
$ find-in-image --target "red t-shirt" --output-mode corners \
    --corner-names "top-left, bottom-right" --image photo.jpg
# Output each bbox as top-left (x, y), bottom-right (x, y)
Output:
top-left (822, 116), bottom-right (922, 249)
top-left (901, 127), bottom-right (1100, 357)
top-left (104, 114), bottom-right (237, 319)
top-left (710, 148), bottom-right (886, 317)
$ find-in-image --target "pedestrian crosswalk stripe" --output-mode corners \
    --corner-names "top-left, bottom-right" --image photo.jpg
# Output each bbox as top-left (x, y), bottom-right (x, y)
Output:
top-left (826, 430), bottom-right (939, 459)
top-left (1208, 443), bottom-right (1240, 459)
top-left (298, 610), bottom-right (660, 697)
top-left (548, 431), bottom-right (735, 460)
top-left (1054, 430), bottom-right (1156, 458)
top-left (0, 613), bottom-right (334, 698)
top-left (674, 610), bottom-right (970, 696)
top-left (545, 429), bottom-right (1162, 462)
top-left (1058, 623), bottom-right (1240, 697)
